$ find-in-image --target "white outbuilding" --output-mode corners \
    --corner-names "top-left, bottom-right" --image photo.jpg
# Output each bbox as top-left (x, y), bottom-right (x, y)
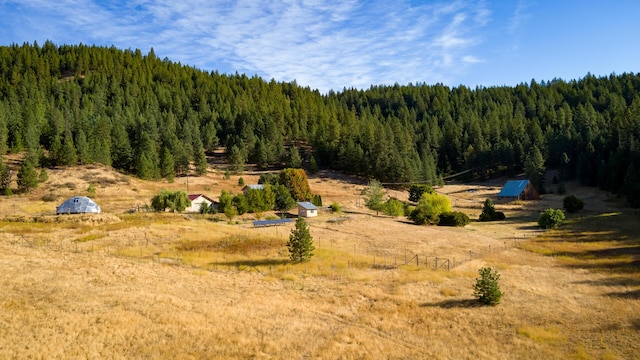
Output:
top-left (297, 201), bottom-right (318, 218)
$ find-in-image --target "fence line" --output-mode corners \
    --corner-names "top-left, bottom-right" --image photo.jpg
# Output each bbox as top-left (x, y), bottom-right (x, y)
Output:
top-left (2, 229), bottom-right (538, 274)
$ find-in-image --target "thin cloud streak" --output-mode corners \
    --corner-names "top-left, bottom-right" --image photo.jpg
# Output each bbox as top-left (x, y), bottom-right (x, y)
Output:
top-left (1, 0), bottom-right (491, 92)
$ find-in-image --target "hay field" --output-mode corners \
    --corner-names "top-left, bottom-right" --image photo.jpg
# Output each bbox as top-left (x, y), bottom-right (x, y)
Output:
top-left (0, 164), bottom-right (638, 359)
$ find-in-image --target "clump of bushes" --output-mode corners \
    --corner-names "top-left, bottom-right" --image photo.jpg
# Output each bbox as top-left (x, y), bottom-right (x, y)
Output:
top-left (563, 195), bottom-right (584, 213)
top-left (479, 198), bottom-right (506, 222)
top-left (538, 208), bottom-right (565, 229)
top-left (437, 211), bottom-right (470, 227)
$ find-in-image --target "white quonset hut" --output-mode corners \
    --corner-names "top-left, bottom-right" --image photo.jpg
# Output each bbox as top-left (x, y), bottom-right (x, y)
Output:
top-left (297, 201), bottom-right (318, 218)
top-left (56, 196), bottom-right (101, 215)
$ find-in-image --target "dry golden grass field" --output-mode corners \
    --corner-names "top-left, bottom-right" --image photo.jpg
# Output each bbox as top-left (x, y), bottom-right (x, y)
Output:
top-left (0, 159), bottom-right (638, 359)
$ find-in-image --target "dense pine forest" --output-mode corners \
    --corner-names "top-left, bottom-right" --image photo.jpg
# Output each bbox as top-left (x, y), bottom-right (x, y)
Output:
top-left (1, 42), bottom-right (640, 206)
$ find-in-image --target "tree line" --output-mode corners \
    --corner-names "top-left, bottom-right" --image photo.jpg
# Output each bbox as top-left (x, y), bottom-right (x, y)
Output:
top-left (1, 42), bottom-right (640, 206)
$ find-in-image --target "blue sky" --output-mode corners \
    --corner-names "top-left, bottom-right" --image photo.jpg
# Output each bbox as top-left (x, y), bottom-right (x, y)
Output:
top-left (1, 0), bottom-right (639, 93)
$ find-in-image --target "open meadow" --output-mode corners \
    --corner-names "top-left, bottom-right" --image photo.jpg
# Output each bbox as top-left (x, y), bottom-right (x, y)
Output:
top-left (0, 163), bottom-right (638, 359)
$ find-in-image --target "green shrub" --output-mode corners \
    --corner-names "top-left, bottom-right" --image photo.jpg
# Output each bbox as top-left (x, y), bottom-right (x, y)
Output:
top-left (473, 267), bottom-right (503, 306)
top-left (312, 194), bottom-right (323, 207)
top-left (329, 202), bottom-right (341, 213)
top-left (437, 211), bottom-right (470, 227)
top-left (238, 177), bottom-right (245, 186)
top-left (409, 192), bottom-right (451, 225)
top-left (538, 208), bottom-right (565, 229)
top-left (384, 198), bottom-right (405, 217)
top-left (563, 195), bottom-right (584, 213)
top-left (479, 198), bottom-right (506, 221)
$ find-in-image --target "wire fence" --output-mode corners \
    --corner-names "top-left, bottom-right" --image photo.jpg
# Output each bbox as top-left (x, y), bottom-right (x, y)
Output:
top-left (1, 227), bottom-right (543, 276)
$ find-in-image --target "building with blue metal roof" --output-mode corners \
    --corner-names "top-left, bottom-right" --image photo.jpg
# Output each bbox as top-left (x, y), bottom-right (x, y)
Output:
top-left (497, 180), bottom-right (540, 200)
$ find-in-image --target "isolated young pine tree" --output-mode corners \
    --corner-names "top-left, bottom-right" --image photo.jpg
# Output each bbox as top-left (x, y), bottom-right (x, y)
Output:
top-left (287, 217), bottom-right (314, 263)
top-left (17, 159), bottom-right (38, 193)
top-left (473, 267), bottom-right (503, 306)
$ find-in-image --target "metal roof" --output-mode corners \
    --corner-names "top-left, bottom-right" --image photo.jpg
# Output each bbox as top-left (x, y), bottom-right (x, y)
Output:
top-left (297, 201), bottom-right (318, 210)
top-left (56, 196), bottom-right (101, 214)
top-left (497, 180), bottom-right (530, 198)
top-left (244, 184), bottom-right (265, 190)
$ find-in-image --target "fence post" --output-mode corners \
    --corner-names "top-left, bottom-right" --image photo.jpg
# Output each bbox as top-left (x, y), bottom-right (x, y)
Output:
top-left (416, 255), bottom-right (419, 266)
top-left (435, 257), bottom-right (438, 269)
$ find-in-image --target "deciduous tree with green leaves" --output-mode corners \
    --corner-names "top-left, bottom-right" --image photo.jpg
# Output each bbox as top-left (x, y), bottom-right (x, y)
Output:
top-left (364, 179), bottom-right (386, 215)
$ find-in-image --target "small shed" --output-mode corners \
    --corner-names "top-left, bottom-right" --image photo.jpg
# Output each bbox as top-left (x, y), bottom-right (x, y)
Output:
top-left (185, 194), bottom-right (217, 213)
top-left (297, 201), bottom-right (318, 218)
top-left (497, 180), bottom-right (540, 200)
top-left (242, 184), bottom-right (264, 195)
top-left (56, 196), bottom-right (101, 215)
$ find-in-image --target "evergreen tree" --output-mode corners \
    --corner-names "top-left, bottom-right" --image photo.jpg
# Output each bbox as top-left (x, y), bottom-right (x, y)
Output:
top-left (287, 217), bottom-right (315, 263)
top-left (0, 159), bottom-right (12, 195)
top-left (287, 146), bottom-right (302, 168)
top-left (75, 129), bottom-right (91, 165)
top-left (160, 146), bottom-right (175, 182)
top-left (473, 267), bottom-right (503, 306)
top-left (194, 146), bottom-right (208, 176)
top-left (60, 130), bottom-right (78, 166)
top-left (274, 184), bottom-right (296, 214)
top-left (17, 159), bottom-right (38, 193)
top-left (232, 193), bottom-right (248, 215)
top-left (524, 146), bottom-right (545, 193)
top-left (228, 145), bottom-right (244, 174)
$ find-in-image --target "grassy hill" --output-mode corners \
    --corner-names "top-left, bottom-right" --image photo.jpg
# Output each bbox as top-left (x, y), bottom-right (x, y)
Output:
top-left (0, 162), bottom-right (638, 359)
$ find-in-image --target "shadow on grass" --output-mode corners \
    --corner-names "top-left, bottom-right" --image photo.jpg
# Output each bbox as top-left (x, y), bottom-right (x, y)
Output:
top-left (524, 211), bottom-right (640, 275)
top-left (210, 258), bottom-right (290, 267)
top-left (604, 289), bottom-right (640, 299)
top-left (573, 277), bottom-right (640, 287)
top-left (420, 298), bottom-right (482, 308)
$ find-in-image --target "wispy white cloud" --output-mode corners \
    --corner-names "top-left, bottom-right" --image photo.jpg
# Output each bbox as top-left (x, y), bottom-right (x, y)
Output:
top-left (1, 0), bottom-right (493, 92)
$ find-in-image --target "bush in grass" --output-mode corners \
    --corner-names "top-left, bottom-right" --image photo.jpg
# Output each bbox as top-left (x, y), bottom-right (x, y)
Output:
top-left (437, 211), bottom-right (470, 227)
top-left (409, 192), bottom-right (451, 225)
top-left (479, 198), bottom-right (506, 221)
top-left (563, 195), bottom-right (584, 213)
top-left (538, 208), bottom-right (565, 229)
top-left (384, 198), bottom-right (405, 217)
top-left (473, 267), bottom-right (503, 306)
top-left (329, 202), bottom-right (341, 213)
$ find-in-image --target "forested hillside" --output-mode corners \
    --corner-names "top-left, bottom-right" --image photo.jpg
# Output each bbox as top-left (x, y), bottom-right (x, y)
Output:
top-left (1, 42), bottom-right (640, 205)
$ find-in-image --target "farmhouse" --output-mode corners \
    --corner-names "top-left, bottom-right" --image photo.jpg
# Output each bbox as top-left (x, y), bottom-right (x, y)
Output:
top-left (242, 184), bottom-right (264, 195)
top-left (56, 196), bottom-right (101, 215)
top-left (185, 194), bottom-right (217, 213)
top-left (497, 180), bottom-right (540, 200)
top-left (297, 201), bottom-right (318, 218)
